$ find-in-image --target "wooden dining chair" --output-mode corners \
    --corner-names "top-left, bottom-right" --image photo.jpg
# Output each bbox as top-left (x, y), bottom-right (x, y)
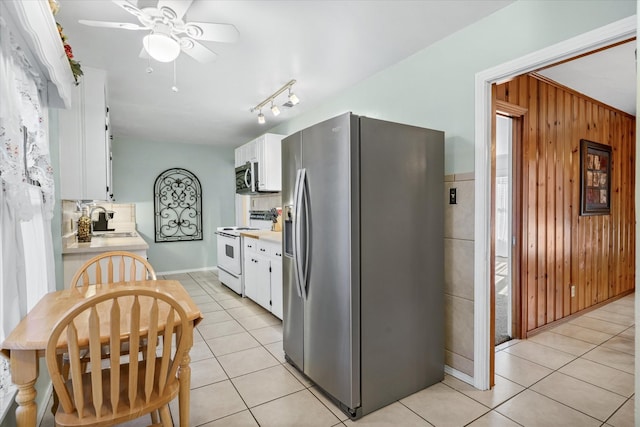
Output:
top-left (46, 287), bottom-right (192, 427)
top-left (70, 251), bottom-right (157, 288)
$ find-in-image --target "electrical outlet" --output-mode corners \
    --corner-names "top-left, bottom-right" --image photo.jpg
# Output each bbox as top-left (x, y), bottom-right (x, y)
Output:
top-left (570, 285), bottom-right (576, 297)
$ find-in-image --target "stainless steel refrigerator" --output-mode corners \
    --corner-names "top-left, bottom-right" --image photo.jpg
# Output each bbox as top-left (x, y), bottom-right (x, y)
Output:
top-left (282, 113), bottom-right (444, 419)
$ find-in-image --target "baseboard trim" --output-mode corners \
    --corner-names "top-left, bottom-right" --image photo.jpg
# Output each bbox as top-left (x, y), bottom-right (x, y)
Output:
top-left (444, 365), bottom-right (474, 387)
top-left (157, 266), bottom-right (218, 276)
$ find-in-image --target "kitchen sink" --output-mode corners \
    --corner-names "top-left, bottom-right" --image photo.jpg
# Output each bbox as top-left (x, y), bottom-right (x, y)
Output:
top-left (92, 231), bottom-right (138, 238)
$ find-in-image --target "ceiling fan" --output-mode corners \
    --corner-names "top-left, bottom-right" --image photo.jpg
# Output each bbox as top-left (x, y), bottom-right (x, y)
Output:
top-left (79, 0), bottom-right (239, 63)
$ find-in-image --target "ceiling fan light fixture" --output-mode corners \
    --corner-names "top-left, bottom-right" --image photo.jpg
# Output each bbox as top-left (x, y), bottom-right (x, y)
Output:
top-left (143, 32), bottom-right (181, 62)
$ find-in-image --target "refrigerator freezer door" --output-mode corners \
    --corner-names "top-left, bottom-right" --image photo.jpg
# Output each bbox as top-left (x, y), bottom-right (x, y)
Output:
top-left (282, 131), bottom-right (304, 370)
top-left (302, 113), bottom-right (360, 411)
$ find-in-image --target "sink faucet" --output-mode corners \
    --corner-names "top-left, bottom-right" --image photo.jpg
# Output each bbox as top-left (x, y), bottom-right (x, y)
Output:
top-left (89, 206), bottom-right (112, 234)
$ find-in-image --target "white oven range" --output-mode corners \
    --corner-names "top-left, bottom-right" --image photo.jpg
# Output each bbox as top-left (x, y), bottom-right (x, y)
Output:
top-left (216, 226), bottom-right (256, 294)
top-left (216, 213), bottom-right (274, 294)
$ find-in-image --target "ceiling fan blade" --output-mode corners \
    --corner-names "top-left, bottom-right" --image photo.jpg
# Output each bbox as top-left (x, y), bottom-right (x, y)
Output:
top-left (111, 0), bottom-right (149, 20)
top-left (179, 38), bottom-right (217, 63)
top-left (183, 22), bottom-right (239, 43)
top-left (158, 0), bottom-right (193, 21)
top-left (78, 20), bottom-right (147, 30)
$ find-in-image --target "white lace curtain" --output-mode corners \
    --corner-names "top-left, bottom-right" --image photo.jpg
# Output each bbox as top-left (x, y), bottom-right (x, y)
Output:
top-left (0, 16), bottom-right (56, 344)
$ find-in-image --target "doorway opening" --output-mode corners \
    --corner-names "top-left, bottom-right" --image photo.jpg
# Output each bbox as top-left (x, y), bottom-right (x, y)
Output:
top-left (474, 16), bottom-right (636, 390)
top-left (493, 104), bottom-right (526, 347)
top-left (494, 114), bottom-right (513, 346)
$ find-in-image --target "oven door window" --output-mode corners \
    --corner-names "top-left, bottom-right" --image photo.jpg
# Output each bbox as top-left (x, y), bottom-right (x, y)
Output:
top-left (225, 244), bottom-right (234, 258)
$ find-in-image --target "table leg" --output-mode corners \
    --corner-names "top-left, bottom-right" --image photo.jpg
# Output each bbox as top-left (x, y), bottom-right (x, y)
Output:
top-left (10, 350), bottom-right (39, 427)
top-left (178, 349), bottom-right (191, 427)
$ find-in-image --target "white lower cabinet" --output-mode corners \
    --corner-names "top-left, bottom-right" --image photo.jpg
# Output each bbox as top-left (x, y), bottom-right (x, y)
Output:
top-left (243, 237), bottom-right (283, 319)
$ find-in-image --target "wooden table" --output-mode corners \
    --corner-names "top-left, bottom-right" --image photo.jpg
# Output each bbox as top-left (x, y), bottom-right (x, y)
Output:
top-left (1, 280), bottom-right (202, 427)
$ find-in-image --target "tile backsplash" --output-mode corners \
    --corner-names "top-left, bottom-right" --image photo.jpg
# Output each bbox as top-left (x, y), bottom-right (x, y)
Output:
top-left (62, 200), bottom-right (137, 237)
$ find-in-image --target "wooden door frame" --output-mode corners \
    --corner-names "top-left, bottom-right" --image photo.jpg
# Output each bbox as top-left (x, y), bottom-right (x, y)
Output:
top-left (494, 100), bottom-right (528, 343)
top-left (472, 16), bottom-right (635, 391)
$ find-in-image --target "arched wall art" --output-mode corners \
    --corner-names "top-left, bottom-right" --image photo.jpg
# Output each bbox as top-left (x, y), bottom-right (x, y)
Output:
top-left (154, 168), bottom-right (203, 242)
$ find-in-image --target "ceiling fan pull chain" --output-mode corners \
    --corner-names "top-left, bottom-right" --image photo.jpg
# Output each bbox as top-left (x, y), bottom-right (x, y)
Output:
top-left (146, 48), bottom-right (153, 74)
top-left (171, 60), bottom-right (179, 93)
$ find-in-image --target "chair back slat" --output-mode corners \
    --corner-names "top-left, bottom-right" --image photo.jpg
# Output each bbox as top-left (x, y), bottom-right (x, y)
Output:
top-left (144, 299), bottom-right (159, 402)
top-left (109, 299), bottom-right (121, 412)
top-left (88, 306), bottom-right (104, 418)
top-left (130, 258), bottom-right (138, 283)
top-left (96, 261), bottom-right (104, 284)
top-left (128, 295), bottom-right (141, 407)
top-left (107, 257), bottom-right (114, 283)
top-left (116, 255), bottom-right (125, 282)
top-left (81, 271), bottom-right (90, 287)
top-left (46, 288), bottom-right (191, 425)
top-left (70, 251), bottom-right (157, 288)
top-left (66, 323), bottom-right (84, 417)
top-left (158, 309), bottom-right (173, 393)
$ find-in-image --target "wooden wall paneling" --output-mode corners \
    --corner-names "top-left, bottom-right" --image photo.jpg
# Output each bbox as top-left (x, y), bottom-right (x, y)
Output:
top-left (577, 97), bottom-right (587, 312)
top-left (600, 105), bottom-right (610, 302)
top-left (570, 93), bottom-right (580, 315)
top-left (554, 88), bottom-right (565, 320)
top-left (526, 76), bottom-right (538, 331)
top-left (518, 76), bottom-right (530, 337)
top-left (562, 91), bottom-right (572, 317)
top-left (536, 80), bottom-right (548, 328)
top-left (496, 73), bottom-right (634, 335)
top-left (610, 112), bottom-right (620, 297)
top-left (545, 83), bottom-right (557, 323)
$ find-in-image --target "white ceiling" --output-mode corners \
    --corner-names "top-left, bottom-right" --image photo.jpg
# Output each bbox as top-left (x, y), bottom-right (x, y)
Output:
top-left (55, 0), bottom-right (514, 147)
top-left (55, 1), bottom-right (635, 150)
top-left (538, 40), bottom-right (637, 116)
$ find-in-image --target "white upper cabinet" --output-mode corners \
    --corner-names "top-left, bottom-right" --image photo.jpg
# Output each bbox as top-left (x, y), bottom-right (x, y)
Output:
top-left (234, 133), bottom-right (284, 192)
top-left (59, 67), bottom-right (112, 201)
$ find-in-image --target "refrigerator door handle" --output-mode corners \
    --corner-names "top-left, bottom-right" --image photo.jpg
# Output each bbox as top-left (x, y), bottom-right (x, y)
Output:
top-left (300, 168), bottom-right (310, 299)
top-left (293, 169), bottom-right (304, 298)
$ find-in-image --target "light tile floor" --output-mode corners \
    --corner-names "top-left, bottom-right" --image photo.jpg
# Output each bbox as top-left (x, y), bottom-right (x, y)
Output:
top-left (40, 272), bottom-right (635, 426)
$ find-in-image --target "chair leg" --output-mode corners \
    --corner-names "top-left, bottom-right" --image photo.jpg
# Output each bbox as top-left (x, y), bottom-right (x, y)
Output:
top-left (150, 409), bottom-right (159, 424)
top-left (159, 405), bottom-right (173, 426)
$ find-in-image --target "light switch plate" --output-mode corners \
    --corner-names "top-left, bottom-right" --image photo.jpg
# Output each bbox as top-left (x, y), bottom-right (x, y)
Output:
top-left (449, 188), bottom-right (457, 204)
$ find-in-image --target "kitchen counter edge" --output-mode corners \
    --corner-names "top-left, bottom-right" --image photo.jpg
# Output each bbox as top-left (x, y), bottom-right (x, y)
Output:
top-left (240, 230), bottom-right (282, 243)
top-left (62, 234), bottom-right (149, 254)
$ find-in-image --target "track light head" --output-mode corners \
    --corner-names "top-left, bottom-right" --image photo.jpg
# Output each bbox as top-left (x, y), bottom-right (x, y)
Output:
top-left (288, 89), bottom-right (299, 106)
top-left (271, 102), bottom-right (280, 116)
top-left (258, 111), bottom-right (265, 124)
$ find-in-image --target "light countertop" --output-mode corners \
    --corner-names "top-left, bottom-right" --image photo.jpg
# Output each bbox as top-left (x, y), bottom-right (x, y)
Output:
top-left (240, 230), bottom-right (282, 243)
top-left (62, 233), bottom-right (149, 254)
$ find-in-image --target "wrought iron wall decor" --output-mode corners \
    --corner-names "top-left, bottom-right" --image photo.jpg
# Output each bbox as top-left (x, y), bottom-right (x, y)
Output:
top-left (154, 168), bottom-right (203, 242)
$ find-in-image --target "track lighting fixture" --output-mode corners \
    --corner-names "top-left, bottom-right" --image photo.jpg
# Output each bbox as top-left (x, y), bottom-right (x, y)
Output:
top-left (250, 79), bottom-right (299, 124)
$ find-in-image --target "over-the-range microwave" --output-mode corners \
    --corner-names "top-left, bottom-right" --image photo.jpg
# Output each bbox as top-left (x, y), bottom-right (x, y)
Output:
top-left (236, 161), bottom-right (258, 194)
